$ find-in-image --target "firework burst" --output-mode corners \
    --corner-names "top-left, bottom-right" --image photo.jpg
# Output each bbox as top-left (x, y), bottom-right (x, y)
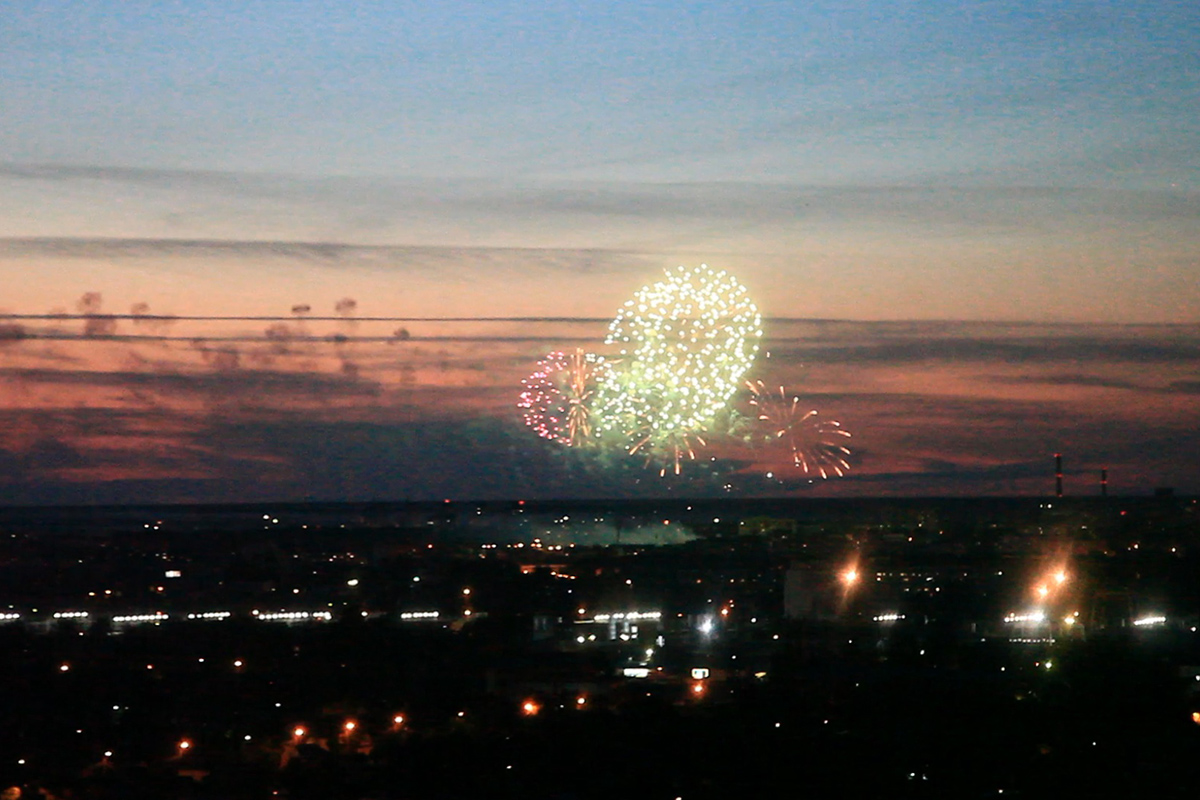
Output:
top-left (595, 265), bottom-right (762, 472)
top-left (518, 349), bottom-right (609, 446)
top-left (746, 380), bottom-right (852, 478)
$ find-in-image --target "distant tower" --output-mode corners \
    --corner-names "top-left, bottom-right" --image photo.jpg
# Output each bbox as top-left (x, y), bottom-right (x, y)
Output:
top-left (1055, 454), bottom-right (1063, 498)
top-left (1101, 468), bottom-right (1108, 497)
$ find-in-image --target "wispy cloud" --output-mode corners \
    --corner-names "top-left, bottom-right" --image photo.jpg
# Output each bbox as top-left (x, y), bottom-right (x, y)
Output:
top-left (1, 319), bottom-right (1197, 502)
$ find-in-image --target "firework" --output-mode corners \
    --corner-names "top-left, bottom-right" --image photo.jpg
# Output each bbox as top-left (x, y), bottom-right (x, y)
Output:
top-left (629, 422), bottom-right (708, 477)
top-left (595, 265), bottom-right (762, 473)
top-left (746, 380), bottom-right (852, 478)
top-left (518, 349), bottom-right (609, 446)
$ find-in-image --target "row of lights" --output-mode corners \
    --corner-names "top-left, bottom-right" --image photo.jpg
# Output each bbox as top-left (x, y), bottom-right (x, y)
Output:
top-left (253, 611), bottom-right (333, 621)
top-left (44, 608), bottom-right (450, 624)
top-left (591, 611), bottom-right (662, 622)
top-left (174, 715), bottom-right (413, 758)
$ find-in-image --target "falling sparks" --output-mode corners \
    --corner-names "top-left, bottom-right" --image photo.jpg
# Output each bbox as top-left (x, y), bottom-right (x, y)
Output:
top-left (746, 380), bottom-right (852, 478)
top-left (628, 419), bottom-right (709, 477)
top-left (517, 349), bottom-right (610, 446)
top-left (595, 265), bottom-right (761, 474)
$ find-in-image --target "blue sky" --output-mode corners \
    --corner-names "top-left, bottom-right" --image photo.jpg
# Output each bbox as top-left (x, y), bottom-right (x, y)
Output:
top-left (3, 1), bottom-right (1197, 185)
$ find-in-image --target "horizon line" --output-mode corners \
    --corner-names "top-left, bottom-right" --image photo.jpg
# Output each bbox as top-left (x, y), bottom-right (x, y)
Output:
top-left (0, 494), bottom-right (1188, 512)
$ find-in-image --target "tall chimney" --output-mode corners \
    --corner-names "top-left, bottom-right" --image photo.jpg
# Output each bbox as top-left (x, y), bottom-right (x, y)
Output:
top-left (1055, 453), bottom-right (1063, 498)
top-left (1101, 468), bottom-right (1108, 497)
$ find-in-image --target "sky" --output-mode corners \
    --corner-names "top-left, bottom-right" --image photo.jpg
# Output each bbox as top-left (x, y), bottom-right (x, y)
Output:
top-left (1, 1), bottom-right (1198, 503)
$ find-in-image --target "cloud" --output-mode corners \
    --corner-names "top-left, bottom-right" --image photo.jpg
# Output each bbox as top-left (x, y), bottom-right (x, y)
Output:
top-left (5, 162), bottom-right (1198, 249)
top-left (0, 323), bottom-right (27, 346)
top-left (1, 318), bottom-right (1198, 501)
top-left (1165, 380), bottom-right (1200, 395)
top-left (768, 333), bottom-right (1200, 366)
top-left (0, 235), bottom-right (659, 279)
top-left (0, 365), bottom-right (383, 414)
top-left (985, 374), bottom-right (1143, 390)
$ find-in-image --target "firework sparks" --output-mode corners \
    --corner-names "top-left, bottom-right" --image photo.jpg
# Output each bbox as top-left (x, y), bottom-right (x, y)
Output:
top-left (746, 380), bottom-right (852, 478)
top-left (518, 349), bottom-right (609, 446)
top-left (596, 265), bottom-right (761, 473)
top-left (629, 423), bottom-right (707, 477)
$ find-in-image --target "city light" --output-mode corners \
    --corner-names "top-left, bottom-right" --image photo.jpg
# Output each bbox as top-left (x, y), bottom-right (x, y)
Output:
top-left (873, 613), bottom-right (905, 622)
top-left (841, 567), bottom-right (859, 586)
top-left (399, 611), bottom-right (439, 620)
top-left (591, 611), bottom-right (661, 622)
top-left (521, 700), bottom-right (540, 716)
top-left (1004, 611), bottom-right (1046, 623)
top-left (292, 727), bottom-right (306, 739)
top-left (343, 720), bottom-right (357, 732)
top-left (1133, 615), bottom-right (1166, 627)
top-left (113, 613), bottom-right (169, 623)
top-left (177, 739), bottom-right (191, 752)
top-left (256, 611), bottom-right (333, 621)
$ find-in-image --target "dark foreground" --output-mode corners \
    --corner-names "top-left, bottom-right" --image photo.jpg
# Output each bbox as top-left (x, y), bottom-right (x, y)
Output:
top-left (4, 620), bottom-right (1200, 799)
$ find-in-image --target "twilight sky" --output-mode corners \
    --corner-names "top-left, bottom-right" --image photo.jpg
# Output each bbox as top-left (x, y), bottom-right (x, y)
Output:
top-left (1, 1), bottom-right (1198, 503)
